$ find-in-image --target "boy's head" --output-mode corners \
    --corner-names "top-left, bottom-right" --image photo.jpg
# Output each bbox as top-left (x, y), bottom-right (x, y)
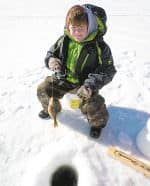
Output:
top-left (66, 5), bottom-right (88, 42)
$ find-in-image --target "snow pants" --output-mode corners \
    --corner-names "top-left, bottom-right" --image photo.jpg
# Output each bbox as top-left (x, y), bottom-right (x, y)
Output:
top-left (37, 76), bottom-right (109, 128)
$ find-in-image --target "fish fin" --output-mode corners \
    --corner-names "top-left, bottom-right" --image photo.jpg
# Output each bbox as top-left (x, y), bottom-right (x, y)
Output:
top-left (54, 119), bottom-right (58, 128)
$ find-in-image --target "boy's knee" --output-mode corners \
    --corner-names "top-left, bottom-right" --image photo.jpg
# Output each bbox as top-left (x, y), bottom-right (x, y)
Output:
top-left (80, 94), bottom-right (105, 113)
top-left (80, 94), bottom-right (109, 128)
top-left (37, 84), bottom-right (43, 96)
top-left (37, 76), bottom-right (52, 96)
top-left (37, 82), bottom-right (48, 99)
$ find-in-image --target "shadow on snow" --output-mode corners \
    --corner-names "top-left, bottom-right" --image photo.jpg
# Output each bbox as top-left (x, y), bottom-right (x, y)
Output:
top-left (58, 105), bottom-right (150, 159)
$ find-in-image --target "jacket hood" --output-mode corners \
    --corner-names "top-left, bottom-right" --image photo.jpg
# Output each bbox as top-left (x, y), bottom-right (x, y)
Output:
top-left (64, 6), bottom-right (99, 42)
top-left (84, 6), bottom-right (98, 37)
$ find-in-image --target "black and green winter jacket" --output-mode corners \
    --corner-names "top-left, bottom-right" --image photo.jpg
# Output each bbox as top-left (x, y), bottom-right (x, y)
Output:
top-left (45, 7), bottom-right (116, 90)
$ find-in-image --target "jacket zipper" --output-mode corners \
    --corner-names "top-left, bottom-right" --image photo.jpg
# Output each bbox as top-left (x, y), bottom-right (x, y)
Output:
top-left (81, 53), bottom-right (90, 72)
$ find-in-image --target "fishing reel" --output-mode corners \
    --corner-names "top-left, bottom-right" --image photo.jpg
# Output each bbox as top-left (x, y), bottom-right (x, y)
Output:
top-left (52, 70), bottom-right (66, 80)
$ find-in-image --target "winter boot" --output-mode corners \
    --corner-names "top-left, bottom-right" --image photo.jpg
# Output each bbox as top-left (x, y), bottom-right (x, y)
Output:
top-left (38, 110), bottom-right (50, 119)
top-left (90, 127), bottom-right (102, 138)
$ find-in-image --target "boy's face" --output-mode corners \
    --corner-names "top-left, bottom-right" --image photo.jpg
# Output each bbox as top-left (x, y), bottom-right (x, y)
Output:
top-left (68, 24), bottom-right (88, 42)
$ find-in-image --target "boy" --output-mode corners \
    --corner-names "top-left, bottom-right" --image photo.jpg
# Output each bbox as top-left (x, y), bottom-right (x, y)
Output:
top-left (37, 5), bottom-right (116, 138)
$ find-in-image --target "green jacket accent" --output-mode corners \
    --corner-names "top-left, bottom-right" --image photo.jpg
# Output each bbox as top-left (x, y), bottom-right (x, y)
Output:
top-left (66, 40), bottom-right (83, 83)
top-left (64, 29), bottom-right (102, 83)
top-left (95, 16), bottom-right (106, 36)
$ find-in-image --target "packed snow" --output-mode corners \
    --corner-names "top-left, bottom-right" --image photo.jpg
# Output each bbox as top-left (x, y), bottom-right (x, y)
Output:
top-left (137, 118), bottom-right (150, 159)
top-left (0, 0), bottom-right (150, 186)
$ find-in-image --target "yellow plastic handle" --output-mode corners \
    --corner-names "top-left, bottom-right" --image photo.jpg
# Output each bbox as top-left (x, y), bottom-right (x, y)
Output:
top-left (70, 99), bottom-right (81, 109)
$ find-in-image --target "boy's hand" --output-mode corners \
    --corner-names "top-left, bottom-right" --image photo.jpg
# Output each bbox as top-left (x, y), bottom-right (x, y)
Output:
top-left (48, 57), bottom-right (61, 72)
top-left (77, 85), bottom-right (93, 100)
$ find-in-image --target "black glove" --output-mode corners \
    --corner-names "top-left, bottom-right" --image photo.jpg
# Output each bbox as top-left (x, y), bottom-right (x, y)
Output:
top-left (84, 73), bottom-right (104, 90)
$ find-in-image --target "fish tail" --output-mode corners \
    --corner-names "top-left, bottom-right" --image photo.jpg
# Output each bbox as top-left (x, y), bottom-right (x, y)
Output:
top-left (54, 117), bottom-right (58, 128)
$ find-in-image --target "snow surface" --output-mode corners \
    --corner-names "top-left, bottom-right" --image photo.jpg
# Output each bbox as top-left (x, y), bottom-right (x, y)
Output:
top-left (0, 0), bottom-right (150, 186)
top-left (137, 118), bottom-right (150, 159)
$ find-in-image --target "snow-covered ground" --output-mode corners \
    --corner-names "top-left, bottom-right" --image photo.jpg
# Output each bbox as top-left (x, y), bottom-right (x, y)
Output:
top-left (0, 0), bottom-right (150, 186)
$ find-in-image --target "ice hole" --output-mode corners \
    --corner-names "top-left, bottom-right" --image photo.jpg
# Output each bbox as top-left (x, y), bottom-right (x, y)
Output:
top-left (50, 165), bottom-right (78, 186)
